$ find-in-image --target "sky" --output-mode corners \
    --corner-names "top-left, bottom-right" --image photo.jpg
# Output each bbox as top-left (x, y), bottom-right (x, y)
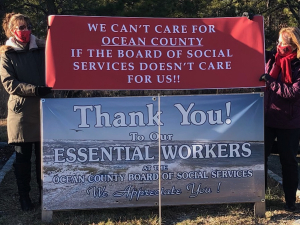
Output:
top-left (42, 93), bottom-right (263, 142)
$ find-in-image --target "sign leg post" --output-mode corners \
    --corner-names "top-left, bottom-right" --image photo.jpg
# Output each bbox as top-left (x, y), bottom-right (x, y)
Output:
top-left (254, 201), bottom-right (265, 217)
top-left (42, 210), bottom-right (53, 222)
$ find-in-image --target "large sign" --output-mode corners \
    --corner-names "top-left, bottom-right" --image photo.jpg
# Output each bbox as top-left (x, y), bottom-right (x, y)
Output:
top-left (46, 15), bottom-right (265, 90)
top-left (41, 93), bottom-right (264, 210)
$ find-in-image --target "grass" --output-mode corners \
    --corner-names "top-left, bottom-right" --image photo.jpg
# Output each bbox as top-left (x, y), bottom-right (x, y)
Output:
top-left (0, 165), bottom-right (300, 225)
top-left (0, 118), bottom-right (300, 224)
top-left (0, 119), bottom-right (7, 143)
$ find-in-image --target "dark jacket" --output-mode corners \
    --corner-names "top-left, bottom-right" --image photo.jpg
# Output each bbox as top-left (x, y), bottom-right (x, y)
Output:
top-left (0, 35), bottom-right (46, 144)
top-left (264, 50), bottom-right (300, 129)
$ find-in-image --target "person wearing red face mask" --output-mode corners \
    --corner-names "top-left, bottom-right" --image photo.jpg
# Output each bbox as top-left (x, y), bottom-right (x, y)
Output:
top-left (0, 13), bottom-right (52, 211)
top-left (260, 27), bottom-right (300, 212)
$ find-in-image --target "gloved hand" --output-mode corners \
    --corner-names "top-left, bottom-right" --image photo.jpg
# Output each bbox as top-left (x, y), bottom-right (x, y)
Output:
top-left (35, 86), bottom-right (52, 97)
top-left (242, 12), bottom-right (254, 20)
top-left (259, 74), bottom-right (271, 82)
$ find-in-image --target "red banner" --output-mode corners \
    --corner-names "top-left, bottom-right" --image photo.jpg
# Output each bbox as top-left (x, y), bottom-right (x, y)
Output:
top-left (46, 15), bottom-right (265, 90)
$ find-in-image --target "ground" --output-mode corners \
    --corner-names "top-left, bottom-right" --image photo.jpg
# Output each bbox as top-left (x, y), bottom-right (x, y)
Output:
top-left (1, 144), bottom-right (300, 224)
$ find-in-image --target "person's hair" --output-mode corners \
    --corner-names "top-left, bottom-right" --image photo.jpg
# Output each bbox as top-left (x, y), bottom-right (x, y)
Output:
top-left (2, 12), bottom-right (32, 38)
top-left (279, 27), bottom-right (300, 58)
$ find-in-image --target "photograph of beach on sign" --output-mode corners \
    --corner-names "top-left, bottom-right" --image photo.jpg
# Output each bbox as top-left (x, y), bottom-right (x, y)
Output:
top-left (41, 94), bottom-right (264, 211)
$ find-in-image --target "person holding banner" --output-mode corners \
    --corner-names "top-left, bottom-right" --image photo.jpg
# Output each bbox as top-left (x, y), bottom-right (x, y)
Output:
top-left (260, 27), bottom-right (300, 212)
top-left (0, 13), bottom-right (52, 211)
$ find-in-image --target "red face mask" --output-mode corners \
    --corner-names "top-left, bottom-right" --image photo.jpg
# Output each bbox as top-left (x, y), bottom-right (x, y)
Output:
top-left (277, 44), bottom-right (293, 56)
top-left (13, 30), bottom-right (31, 43)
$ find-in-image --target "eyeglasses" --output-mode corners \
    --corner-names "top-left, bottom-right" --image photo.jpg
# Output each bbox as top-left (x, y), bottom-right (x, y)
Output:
top-left (15, 24), bottom-right (32, 31)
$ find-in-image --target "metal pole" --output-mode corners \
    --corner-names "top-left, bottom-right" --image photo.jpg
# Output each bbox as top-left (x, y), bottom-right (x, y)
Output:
top-left (158, 93), bottom-right (161, 225)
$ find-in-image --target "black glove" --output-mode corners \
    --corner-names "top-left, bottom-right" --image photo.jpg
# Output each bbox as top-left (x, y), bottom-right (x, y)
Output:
top-left (259, 74), bottom-right (271, 82)
top-left (35, 86), bottom-right (52, 97)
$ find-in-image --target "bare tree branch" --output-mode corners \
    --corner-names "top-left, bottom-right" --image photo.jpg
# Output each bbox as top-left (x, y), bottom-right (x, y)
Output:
top-left (285, 0), bottom-right (299, 22)
top-left (259, 3), bottom-right (288, 15)
top-left (16, 3), bottom-right (48, 15)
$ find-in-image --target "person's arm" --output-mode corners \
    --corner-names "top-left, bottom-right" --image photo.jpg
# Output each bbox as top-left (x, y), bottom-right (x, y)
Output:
top-left (0, 52), bottom-right (37, 97)
top-left (267, 70), bottom-right (300, 100)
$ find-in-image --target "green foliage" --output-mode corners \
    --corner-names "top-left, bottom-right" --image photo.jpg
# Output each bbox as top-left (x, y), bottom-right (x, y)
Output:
top-left (1, 0), bottom-right (300, 48)
top-left (0, 1), bottom-right (299, 101)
